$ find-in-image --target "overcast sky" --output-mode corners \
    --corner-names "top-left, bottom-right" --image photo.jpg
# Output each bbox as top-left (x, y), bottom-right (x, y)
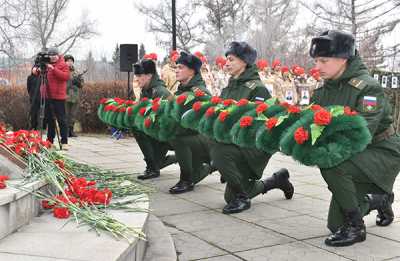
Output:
top-left (65, 0), bottom-right (399, 64)
top-left (67, 0), bottom-right (163, 61)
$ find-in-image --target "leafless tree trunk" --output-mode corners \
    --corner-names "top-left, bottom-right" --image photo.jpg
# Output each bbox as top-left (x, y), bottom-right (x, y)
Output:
top-left (135, 1), bottom-right (203, 52)
top-left (302, 0), bottom-right (400, 69)
top-left (0, 0), bottom-right (30, 60)
top-left (29, 0), bottom-right (97, 54)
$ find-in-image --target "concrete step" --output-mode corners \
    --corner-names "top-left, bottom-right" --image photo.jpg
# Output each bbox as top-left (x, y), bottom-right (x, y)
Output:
top-left (0, 179), bottom-right (47, 240)
top-left (0, 195), bottom-right (150, 261)
top-left (143, 215), bottom-right (177, 261)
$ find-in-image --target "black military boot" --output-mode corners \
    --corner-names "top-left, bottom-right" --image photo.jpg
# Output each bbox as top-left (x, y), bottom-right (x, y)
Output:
top-left (169, 180), bottom-right (194, 194)
top-left (160, 155), bottom-right (177, 169)
top-left (366, 193), bottom-right (394, 226)
top-left (325, 209), bottom-right (366, 247)
top-left (222, 194), bottom-right (251, 214)
top-left (137, 167), bottom-right (160, 180)
top-left (262, 168), bottom-right (294, 199)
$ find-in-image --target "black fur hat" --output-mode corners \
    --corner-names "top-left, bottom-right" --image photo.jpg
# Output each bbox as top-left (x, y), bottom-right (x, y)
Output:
top-left (310, 30), bottom-right (355, 59)
top-left (225, 41), bottom-right (257, 65)
top-left (134, 59), bottom-right (156, 75)
top-left (176, 52), bottom-right (202, 73)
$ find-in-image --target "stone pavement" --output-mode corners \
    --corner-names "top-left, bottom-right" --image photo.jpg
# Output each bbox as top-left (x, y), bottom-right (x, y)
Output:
top-left (65, 134), bottom-right (400, 261)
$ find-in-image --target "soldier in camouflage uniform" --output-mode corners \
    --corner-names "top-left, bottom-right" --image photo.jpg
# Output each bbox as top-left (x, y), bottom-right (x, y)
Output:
top-left (210, 42), bottom-right (294, 214)
top-left (64, 55), bottom-right (84, 137)
top-left (133, 59), bottom-right (177, 180)
top-left (310, 30), bottom-right (400, 247)
top-left (169, 52), bottom-right (214, 194)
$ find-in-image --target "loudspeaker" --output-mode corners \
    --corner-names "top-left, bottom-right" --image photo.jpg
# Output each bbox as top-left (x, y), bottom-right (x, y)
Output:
top-left (120, 44), bottom-right (138, 72)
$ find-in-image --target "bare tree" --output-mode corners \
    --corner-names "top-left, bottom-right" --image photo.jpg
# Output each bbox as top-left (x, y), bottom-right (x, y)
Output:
top-left (302, 0), bottom-right (400, 68)
top-left (195, 0), bottom-right (250, 60)
top-left (0, 0), bottom-right (30, 59)
top-left (135, 1), bottom-right (203, 51)
top-left (29, 0), bottom-right (97, 54)
top-left (248, 0), bottom-right (299, 60)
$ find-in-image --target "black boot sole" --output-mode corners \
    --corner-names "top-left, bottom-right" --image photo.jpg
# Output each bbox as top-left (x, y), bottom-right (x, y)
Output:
top-left (325, 234), bottom-right (366, 247)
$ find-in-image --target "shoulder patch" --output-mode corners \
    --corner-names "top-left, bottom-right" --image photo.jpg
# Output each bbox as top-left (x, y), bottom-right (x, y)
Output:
top-left (348, 78), bottom-right (366, 90)
top-left (245, 80), bottom-right (258, 90)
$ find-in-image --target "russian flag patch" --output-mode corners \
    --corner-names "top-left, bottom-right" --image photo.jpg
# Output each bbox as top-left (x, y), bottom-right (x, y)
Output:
top-left (363, 96), bottom-right (377, 112)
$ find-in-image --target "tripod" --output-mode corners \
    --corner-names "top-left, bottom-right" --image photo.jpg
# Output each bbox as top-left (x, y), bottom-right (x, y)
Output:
top-left (38, 68), bottom-right (62, 149)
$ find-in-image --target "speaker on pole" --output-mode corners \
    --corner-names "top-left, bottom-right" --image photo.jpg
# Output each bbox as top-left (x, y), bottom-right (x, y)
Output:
top-left (120, 44), bottom-right (138, 72)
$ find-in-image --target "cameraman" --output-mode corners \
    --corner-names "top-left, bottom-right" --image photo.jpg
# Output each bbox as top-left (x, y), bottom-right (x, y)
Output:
top-left (33, 47), bottom-right (70, 150)
top-left (64, 55), bottom-right (84, 137)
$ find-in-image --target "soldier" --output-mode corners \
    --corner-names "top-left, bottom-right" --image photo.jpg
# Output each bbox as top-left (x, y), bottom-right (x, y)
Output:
top-left (210, 42), bottom-right (294, 214)
top-left (161, 51), bottom-right (180, 93)
top-left (310, 30), bottom-right (400, 246)
top-left (64, 55), bottom-right (84, 137)
top-left (169, 52), bottom-right (213, 194)
top-left (133, 59), bottom-right (177, 180)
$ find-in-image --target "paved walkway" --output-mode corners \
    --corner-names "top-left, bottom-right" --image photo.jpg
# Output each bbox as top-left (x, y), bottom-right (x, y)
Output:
top-left (65, 134), bottom-right (400, 261)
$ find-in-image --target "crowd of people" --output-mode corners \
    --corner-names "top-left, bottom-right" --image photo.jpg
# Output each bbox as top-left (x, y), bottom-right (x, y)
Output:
top-left (131, 30), bottom-right (400, 248)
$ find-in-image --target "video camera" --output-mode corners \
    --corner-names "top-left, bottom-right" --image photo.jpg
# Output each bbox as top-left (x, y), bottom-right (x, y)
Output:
top-left (35, 51), bottom-right (51, 71)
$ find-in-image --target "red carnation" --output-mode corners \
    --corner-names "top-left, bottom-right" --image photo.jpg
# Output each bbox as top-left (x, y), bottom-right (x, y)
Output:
top-left (144, 118), bottom-right (152, 128)
top-left (194, 90), bottom-right (205, 97)
top-left (53, 207), bottom-right (70, 219)
top-left (314, 109), bottom-right (332, 126)
top-left (42, 200), bottom-right (54, 209)
top-left (176, 95), bottom-right (187, 105)
top-left (139, 107), bottom-right (146, 116)
top-left (294, 127), bottom-right (309, 144)
top-left (344, 106), bottom-right (358, 116)
top-left (237, 99), bottom-right (249, 106)
top-left (127, 107), bottom-right (133, 115)
top-left (218, 111), bottom-right (230, 122)
top-left (280, 102), bottom-right (290, 108)
top-left (140, 97), bottom-right (149, 102)
top-left (0, 182), bottom-right (6, 189)
top-left (215, 56), bottom-right (226, 69)
top-left (256, 59), bottom-right (268, 70)
top-left (211, 96), bottom-right (222, 104)
top-left (311, 104), bottom-right (323, 112)
top-left (99, 98), bottom-right (108, 104)
top-left (256, 103), bottom-right (268, 114)
top-left (104, 105), bottom-right (112, 112)
top-left (153, 97), bottom-right (161, 104)
top-left (223, 99), bottom-right (235, 107)
top-left (266, 117), bottom-right (278, 130)
top-left (239, 116), bottom-right (253, 128)
top-left (272, 59), bottom-right (281, 68)
top-left (192, 101), bottom-right (202, 112)
top-left (151, 103), bottom-right (160, 112)
top-left (119, 107), bottom-right (127, 113)
top-left (0, 176), bottom-right (9, 182)
top-left (288, 105), bottom-right (301, 114)
top-left (205, 107), bottom-right (215, 117)
top-left (281, 66), bottom-right (289, 73)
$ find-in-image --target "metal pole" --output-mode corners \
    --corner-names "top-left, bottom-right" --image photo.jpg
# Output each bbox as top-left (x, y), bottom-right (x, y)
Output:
top-left (172, 0), bottom-right (177, 50)
top-left (127, 71), bottom-right (131, 99)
